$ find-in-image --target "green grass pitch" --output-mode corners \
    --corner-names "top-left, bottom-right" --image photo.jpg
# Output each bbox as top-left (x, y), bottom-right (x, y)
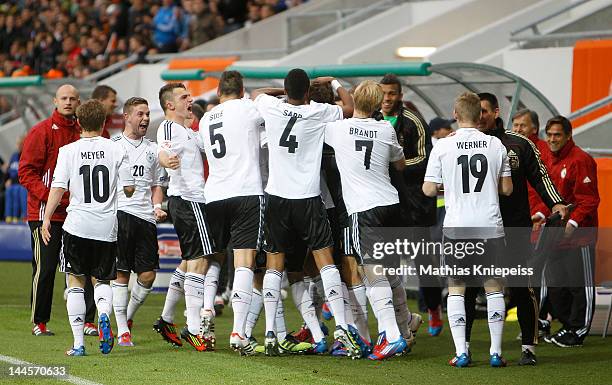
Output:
top-left (0, 261), bottom-right (610, 385)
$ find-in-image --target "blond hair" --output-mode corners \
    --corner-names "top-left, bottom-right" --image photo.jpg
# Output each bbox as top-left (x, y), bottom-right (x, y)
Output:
top-left (354, 80), bottom-right (383, 116)
top-left (76, 99), bottom-right (106, 132)
top-left (454, 92), bottom-right (481, 124)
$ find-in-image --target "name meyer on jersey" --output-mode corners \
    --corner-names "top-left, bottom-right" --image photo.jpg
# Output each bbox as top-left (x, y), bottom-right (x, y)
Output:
top-left (81, 151), bottom-right (105, 160)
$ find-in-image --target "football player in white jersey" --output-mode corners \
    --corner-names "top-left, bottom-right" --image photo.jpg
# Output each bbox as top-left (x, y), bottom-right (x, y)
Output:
top-left (251, 68), bottom-right (363, 357)
top-left (41, 99), bottom-right (135, 356)
top-left (198, 70), bottom-right (266, 355)
top-left (110, 97), bottom-right (167, 347)
top-left (154, 83), bottom-right (216, 351)
top-left (423, 92), bottom-right (513, 368)
top-left (325, 80), bottom-right (408, 360)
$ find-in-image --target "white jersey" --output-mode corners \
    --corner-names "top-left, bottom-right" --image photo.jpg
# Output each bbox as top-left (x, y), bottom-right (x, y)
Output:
top-left (199, 98), bottom-right (264, 203)
top-left (51, 136), bottom-right (133, 242)
top-left (113, 134), bottom-right (166, 223)
top-left (156, 119), bottom-right (205, 203)
top-left (424, 127), bottom-right (511, 239)
top-left (254, 94), bottom-right (343, 199)
top-left (324, 118), bottom-right (403, 215)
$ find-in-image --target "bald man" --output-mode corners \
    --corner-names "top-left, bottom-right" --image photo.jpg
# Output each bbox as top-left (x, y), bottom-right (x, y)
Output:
top-left (20, 84), bottom-right (92, 336)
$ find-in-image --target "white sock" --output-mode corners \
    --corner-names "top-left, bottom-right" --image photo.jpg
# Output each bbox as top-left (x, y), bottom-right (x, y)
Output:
top-left (66, 287), bottom-right (85, 349)
top-left (291, 280), bottom-right (325, 342)
top-left (203, 261), bottom-right (221, 313)
top-left (94, 282), bottom-right (113, 317)
top-left (522, 344), bottom-right (535, 354)
top-left (447, 294), bottom-right (467, 356)
top-left (275, 298), bottom-right (287, 340)
top-left (127, 280), bottom-right (152, 321)
top-left (231, 267), bottom-right (253, 337)
top-left (486, 291), bottom-right (505, 356)
top-left (111, 282), bottom-right (129, 336)
top-left (263, 269), bottom-right (282, 335)
top-left (320, 264), bottom-right (347, 328)
top-left (308, 276), bottom-right (323, 320)
top-left (389, 276), bottom-right (412, 337)
top-left (184, 273), bottom-right (205, 335)
top-left (245, 288), bottom-right (262, 338)
top-left (341, 282), bottom-right (356, 327)
top-left (349, 284), bottom-right (369, 342)
top-left (161, 268), bottom-right (185, 323)
top-left (368, 277), bottom-right (400, 342)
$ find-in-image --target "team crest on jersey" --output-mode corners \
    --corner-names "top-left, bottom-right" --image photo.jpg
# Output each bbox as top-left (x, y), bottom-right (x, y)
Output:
top-left (146, 151), bottom-right (155, 164)
top-left (561, 167), bottom-right (567, 179)
top-left (507, 149), bottom-right (519, 170)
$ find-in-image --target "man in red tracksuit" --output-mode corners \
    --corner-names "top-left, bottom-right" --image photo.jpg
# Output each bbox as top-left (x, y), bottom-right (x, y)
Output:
top-left (532, 115), bottom-right (600, 347)
top-left (19, 84), bottom-right (97, 336)
top-left (511, 109), bottom-right (552, 217)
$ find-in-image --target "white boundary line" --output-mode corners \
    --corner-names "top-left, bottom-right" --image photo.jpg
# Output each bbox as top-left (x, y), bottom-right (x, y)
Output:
top-left (0, 354), bottom-right (103, 385)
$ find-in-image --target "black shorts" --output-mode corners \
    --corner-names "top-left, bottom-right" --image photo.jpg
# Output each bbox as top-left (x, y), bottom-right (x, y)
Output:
top-left (117, 211), bottom-right (160, 274)
top-left (206, 195), bottom-right (264, 252)
top-left (327, 208), bottom-right (353, 265)
top-left (60, 231), bottom-right (117, 281)
top-left (350, 203), bottom-right (401, 264)
top-left (264, 194), bottom-right (333, 256)
top-left (440, 236), bottom-right (506, 285)
top-left (167, 196), bottom-right (215, 260)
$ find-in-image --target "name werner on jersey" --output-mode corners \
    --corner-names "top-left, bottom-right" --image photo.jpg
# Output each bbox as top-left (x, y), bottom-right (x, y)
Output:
top-left (349, 126), bottom-right (378, 139)
top-left (81, 151), bottom-right (105, 160)
top-left (456, 140), bottom-right (488, 150)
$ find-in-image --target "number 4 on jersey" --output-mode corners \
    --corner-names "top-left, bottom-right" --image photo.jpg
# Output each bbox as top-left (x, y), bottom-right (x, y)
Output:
top-left (280, 116), bottom-right (299, 153)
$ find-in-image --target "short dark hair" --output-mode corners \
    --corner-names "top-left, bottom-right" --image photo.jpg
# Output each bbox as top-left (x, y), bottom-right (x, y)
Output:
top-left (191, 103), bottom-right (205, 121)
top-left (379, 73), bottom-right (402, 93)
top-left (545, 115), bottom-right (572, 135)
top-left (91, 85), bottom-right (116, 101)
top-left (159, 83), bottom-right (186, 113)
top-left (123, 96), bottom-right (148, 114)
top-left (309, 82), bottom-right (334, 104)
top-left (284, 68), bottom-right (310, 100)
top-left (478, 92), bottom-right (499, 110)
top-left (218, 70), bottom-right (243, 96)
top-left (512, 108), bottom-right (540, 130)
top-left (76, 99), bottom-right (106, 132)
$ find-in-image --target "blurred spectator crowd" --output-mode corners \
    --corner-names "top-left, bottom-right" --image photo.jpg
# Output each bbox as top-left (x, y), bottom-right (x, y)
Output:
top-left (0, 0), bottom-right (306, 79)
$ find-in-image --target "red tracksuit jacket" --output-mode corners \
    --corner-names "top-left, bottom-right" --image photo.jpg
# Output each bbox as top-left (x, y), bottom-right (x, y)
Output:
top-left (19, 110), bottom-right (81, 222)
top-left (533, 138), bottom-right (599, 246)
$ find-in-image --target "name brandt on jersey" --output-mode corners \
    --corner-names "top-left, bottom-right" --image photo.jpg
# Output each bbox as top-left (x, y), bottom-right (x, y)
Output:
top-left (349, 127), bottom-right (377, 139)
top-left (456, 141), bottom-right (488, 150)
top-left (81, 151), bottom-right (105, 160)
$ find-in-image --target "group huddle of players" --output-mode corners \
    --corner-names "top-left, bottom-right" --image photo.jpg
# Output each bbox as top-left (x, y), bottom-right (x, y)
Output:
top-left (42, 68), bottom-right (548, 366)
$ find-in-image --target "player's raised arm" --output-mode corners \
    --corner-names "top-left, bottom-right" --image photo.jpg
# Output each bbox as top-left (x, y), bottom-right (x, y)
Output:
top-left (250, 87), bottom-right (285, 100)
top-left (313, 77), bottom-right (353, 118)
